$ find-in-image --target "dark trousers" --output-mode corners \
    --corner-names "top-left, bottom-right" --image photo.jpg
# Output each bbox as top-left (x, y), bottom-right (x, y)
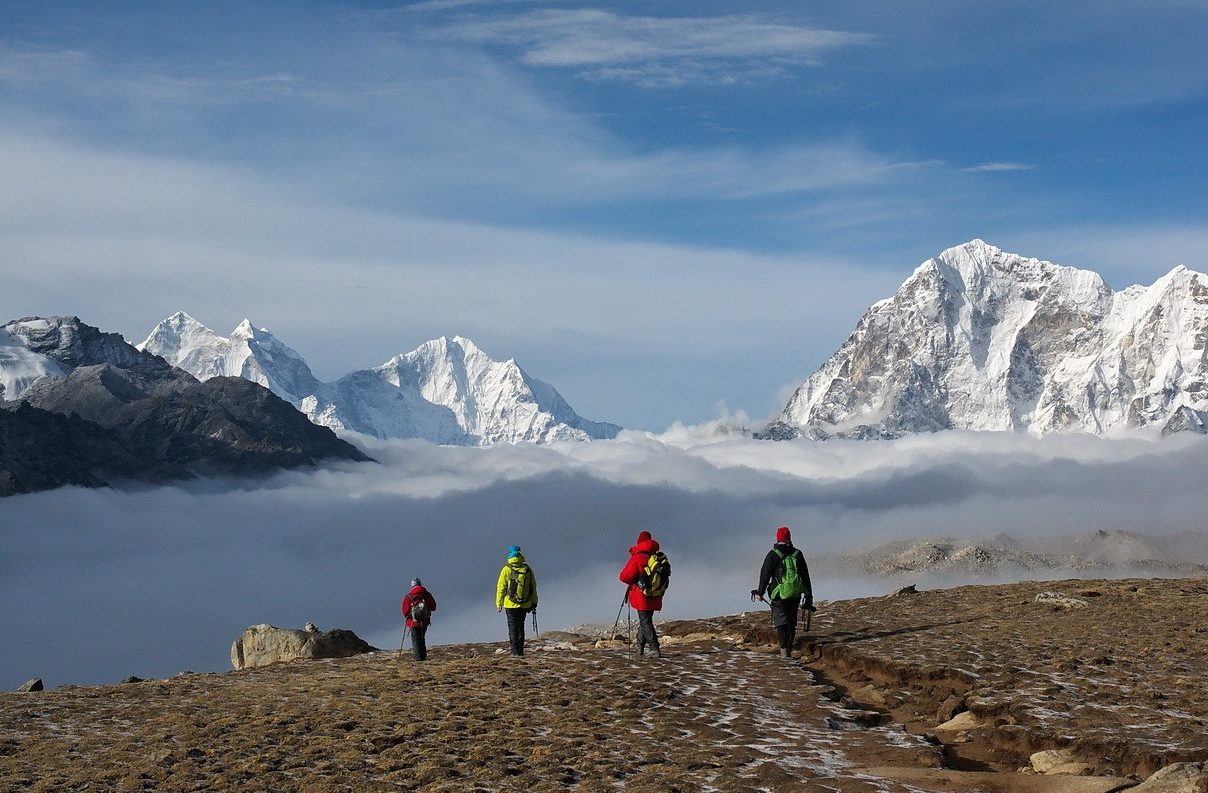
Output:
top-left (410, 624), bottom-right (428, 661)
top-left (636, 610), bottom-right (659, 653)
top-left (770, 597), bottom-right (800, 651)
top-left (505, 608), bottom-right (527, 656)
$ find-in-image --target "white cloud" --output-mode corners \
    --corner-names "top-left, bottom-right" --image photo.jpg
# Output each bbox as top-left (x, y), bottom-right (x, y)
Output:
top-left (0, 46), bottom-right (88, 86)
top-left (960, 162), bottom-right (1036, 173)
top-left (436, 10), bottom-right (873, 86)
top-left (2, 429), bottom-right (1204, 688)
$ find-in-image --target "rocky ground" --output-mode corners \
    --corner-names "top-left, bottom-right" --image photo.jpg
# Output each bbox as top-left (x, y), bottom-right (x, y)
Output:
top-left (2, 577), bottom-right (1205, 792)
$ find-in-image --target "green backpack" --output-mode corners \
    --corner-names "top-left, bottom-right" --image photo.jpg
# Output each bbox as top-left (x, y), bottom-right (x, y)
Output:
top-left (506, 564), bottom-right (534, 607)
top-left (771, 549), bottom-right (805, 600)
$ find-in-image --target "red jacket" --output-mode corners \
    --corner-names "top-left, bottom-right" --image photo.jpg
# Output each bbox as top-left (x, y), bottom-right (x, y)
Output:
top-left (619, 536), bottom-right (663, 611)
top-left (401, 585), bottom-right (437, 628)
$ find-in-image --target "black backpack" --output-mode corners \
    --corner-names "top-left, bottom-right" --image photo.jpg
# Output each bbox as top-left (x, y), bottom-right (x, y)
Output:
top-left (410, 597), bottom-right (430, 623)
top-left (505, 564), bottom-right (534, 607)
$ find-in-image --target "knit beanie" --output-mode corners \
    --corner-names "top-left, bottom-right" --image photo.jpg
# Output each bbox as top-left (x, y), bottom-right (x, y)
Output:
top-left (775, 526), bottom-right (791, 543)
top-left (507, 545), bottom-right (522, 559)
top-left (636, 530), bottom-right (652, 544)
top-left (410, 578), bottom-right (421, 588)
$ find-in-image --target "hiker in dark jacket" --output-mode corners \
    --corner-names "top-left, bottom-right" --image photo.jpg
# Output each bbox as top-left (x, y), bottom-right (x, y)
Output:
top-left (495, 545), bottom-right (538, 656)
top-left (753, 526), bottom-right (814, 657)
top-left (618, 530), bottom-right (665, 657)
top-left (401, 578), bottom-right (437, 661)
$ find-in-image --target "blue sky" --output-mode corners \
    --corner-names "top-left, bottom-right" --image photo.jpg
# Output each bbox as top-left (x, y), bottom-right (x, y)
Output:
top-left (2, 1), bottom-right (1207, 429)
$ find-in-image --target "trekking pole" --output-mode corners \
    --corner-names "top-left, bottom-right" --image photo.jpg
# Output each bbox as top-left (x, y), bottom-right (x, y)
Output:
top-left (610, 588), bottom-right (629, 637)
top-left (532, 609), bottom-right (539, 637)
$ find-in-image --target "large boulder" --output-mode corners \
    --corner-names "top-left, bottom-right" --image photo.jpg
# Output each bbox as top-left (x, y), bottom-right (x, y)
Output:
top-left (1129, 762), bottom-right (1208, 793)
top-left (230, 624), bottom-right (376, 670)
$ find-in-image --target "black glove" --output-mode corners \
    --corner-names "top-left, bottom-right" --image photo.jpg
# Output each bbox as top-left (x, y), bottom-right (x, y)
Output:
top-left (750, 589), bottom-right (760, 601)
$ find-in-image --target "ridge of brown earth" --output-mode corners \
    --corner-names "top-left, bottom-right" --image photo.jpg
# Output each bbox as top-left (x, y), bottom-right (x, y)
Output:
top-left (1, 577), bottom-right (1203, 792)
top-left (779, 577), bottom-right (1208, 780)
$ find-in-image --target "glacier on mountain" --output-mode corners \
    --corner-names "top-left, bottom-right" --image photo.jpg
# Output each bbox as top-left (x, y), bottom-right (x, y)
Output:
top-left (139, 313), bottom-right (620, 446)
top-left (762, 240), bottom-right (1208, 439)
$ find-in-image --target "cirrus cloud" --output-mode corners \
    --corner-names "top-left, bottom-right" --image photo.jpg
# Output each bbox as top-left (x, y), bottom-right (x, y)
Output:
top-left (434, 9), bottom-right (874, 87)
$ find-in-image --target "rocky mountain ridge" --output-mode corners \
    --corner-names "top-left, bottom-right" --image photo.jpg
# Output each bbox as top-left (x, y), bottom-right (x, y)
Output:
top-left (763, 240), bottom-right (1208, 439)
top-left (828, 529), bottom-right (1208, 581)
top-left (140, 312), bottom-right (621, 446)
top-left (0, 316), bottom-right (369, 496)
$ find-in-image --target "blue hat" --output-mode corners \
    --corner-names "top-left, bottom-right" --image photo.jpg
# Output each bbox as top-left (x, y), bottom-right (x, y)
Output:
top-left (410, 577), bottom-right (421, 587)
top-left (507, 545), bottom-right (521, 558)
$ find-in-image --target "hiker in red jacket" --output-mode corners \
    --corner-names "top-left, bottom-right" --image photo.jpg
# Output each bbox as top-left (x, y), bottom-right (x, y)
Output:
top-left (619, 531), bottom-right (669, 657)
top-left (401, 578), bottom-right (437, 661)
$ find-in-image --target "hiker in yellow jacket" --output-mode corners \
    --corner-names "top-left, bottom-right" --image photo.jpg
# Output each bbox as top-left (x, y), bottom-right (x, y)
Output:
top-left (496, 545), bottom-right (538, 656)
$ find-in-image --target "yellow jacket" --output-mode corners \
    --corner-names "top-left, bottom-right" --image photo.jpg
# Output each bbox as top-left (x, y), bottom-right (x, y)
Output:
top-left (496, 554), bottom-right (538, 609)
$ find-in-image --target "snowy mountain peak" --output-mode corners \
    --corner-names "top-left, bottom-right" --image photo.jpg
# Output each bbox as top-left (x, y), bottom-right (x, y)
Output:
top-left (232, 319), bottom-right (257, 338)
top-left (140, 313), bottom-right (322, 406)
top-left (762, 241), bottom-right (1208, 440)
top-left (142, 316), bottom-right (620, 446)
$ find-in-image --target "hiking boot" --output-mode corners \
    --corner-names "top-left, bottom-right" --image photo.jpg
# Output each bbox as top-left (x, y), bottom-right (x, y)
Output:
top-left (780, 647), bottom-right (791, 658)
top-left (637, 643), bottom-right (646, 656)
top-left (653, 647), bottom-right (663, 658)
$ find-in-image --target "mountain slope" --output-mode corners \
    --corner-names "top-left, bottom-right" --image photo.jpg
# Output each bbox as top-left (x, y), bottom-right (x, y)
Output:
top-left (143, 315), bottom-right (621, 445)
top-left (762, 240), bottom-right (1208, 439)
top-left (139, 312), bottom-right (327, 407)
top-left (305, 335), bottom-right (621, 444)
top-left (0, 316), bottom-right (369, 496)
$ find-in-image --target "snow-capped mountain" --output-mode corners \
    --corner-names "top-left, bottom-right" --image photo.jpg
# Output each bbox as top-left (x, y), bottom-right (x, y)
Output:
top-left (141, 314), bottom-right (621, 445)
top-left (762, 240), bottom-right (1208, 439)
top-left (0, 315), bottom-right (367, 495)
top-left (139, 312), bottom-right (325, 406)
top-left (1, 315), bottom-right (186, 401)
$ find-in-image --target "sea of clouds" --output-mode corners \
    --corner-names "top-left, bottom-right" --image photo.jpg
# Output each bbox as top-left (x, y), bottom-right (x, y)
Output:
top-left (2, 426), bottom-right (1206, 689)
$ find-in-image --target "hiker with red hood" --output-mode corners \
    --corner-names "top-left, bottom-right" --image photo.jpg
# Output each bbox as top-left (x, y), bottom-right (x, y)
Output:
top-left (753, 526), bottom-right (814, 658)
top-left (619, 531), bottom-right (671, 657)
top-left (401, 578), bottom-right (437, 661)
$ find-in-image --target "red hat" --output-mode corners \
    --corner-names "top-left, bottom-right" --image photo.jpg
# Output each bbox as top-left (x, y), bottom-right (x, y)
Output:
top-left (636, 530), bottom-right (652, 543)
top-left (776, 526), bottom-right (791, 543)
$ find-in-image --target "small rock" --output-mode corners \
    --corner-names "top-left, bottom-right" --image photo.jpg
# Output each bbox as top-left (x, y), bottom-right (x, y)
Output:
top-left (1031, 749), bottom-right (1078, 774)
top-left (934, 710), bottom-right (982, 732)
top-left (16, 678), bottom-right (43, 693)
top-left (1035, 591), bottom-right (1089, 609)
top-left (120, 676), bottom-right (144, 684)
top-left (936, 695), bottom-right (967, 721)
top-left (1129, 761), bottom-right (1208, 792)
top-left (892, 584), bottom-right (919, 597)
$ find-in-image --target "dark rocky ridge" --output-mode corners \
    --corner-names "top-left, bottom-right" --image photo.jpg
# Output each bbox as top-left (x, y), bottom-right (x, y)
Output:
top-left (0, 316), bottom-right (371, 497)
